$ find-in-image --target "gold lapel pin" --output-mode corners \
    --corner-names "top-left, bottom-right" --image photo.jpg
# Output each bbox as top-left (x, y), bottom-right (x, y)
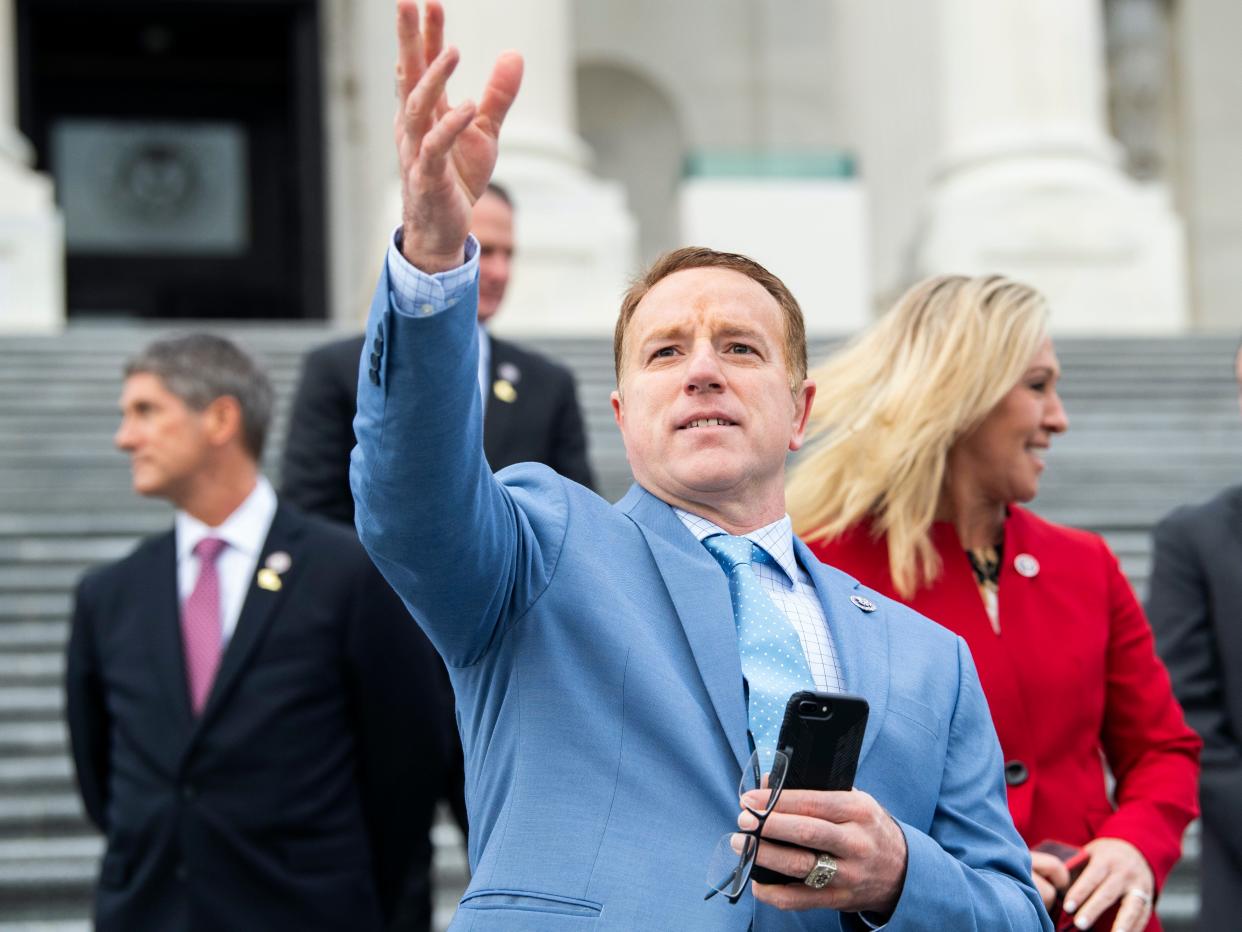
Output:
top-left (493, 379), bottom-right (517, 404)
top-left (256, 568), bottom-right (283, 592)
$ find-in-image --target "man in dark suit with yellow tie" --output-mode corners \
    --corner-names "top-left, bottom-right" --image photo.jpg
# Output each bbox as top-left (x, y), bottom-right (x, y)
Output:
top-left (65, 334), bottom-right (451, 932)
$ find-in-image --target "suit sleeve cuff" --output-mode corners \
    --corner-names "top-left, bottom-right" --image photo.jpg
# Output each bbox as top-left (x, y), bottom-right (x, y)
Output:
top-left (385, 227), bottom-right (480, 316)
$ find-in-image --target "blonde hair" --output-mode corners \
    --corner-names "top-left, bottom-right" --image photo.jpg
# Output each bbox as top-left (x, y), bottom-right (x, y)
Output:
top-left (787, 274), bottom-right (1049, 598)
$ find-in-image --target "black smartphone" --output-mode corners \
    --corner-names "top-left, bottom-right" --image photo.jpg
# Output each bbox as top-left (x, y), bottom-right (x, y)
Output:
top-left (751, 691), bottom-right (869, 885)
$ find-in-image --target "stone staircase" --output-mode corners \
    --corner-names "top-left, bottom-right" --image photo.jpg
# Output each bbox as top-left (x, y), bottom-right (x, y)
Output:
top-left (2, 325), bottom-right (1236, 930)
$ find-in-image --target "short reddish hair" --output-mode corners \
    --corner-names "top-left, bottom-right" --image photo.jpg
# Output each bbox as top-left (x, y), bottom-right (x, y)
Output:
top-left (613, 247), bottom-right (808, 388)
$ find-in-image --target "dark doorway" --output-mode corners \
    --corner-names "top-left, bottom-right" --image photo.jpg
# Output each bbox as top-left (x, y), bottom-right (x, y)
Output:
top-left (16, 0), bottom-right (326, 320)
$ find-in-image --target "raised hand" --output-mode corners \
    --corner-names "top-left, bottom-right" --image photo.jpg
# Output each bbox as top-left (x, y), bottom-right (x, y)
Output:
top-left (393, 0), bottom-right (523, 272)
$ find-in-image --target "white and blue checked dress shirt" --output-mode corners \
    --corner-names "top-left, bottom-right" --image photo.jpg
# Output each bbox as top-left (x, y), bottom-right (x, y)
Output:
top-left (676, 510), bottom-right (845, 694)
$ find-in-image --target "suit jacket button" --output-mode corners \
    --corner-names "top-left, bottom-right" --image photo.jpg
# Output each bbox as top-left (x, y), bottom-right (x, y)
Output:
top-left (370, 351), bottom-right (381, 368)
top-left (376, 320), bottom-right (385, 340)
top-left (368, 368), bottom-right (380, 386)
top-left (1004, 760), bottom-right (1029, 786)
top-left (373, 335), bottom-right (384, 353)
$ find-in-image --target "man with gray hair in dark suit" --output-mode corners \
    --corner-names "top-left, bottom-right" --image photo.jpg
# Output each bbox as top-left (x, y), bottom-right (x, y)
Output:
top-left (66, 333), bottom-right (450, 932)
top-left (1146, 341), bottom-right (1242, 931)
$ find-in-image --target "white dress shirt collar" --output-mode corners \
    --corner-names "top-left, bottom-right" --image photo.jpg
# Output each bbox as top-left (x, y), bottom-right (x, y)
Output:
top-left (175, 475), bottom-right (277, 565)
top-left (674, 509), bottom-right (801, 589)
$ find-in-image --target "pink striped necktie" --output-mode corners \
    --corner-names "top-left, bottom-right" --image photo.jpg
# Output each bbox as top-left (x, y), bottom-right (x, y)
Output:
top-left (182, 536), bottom-right (227, 715)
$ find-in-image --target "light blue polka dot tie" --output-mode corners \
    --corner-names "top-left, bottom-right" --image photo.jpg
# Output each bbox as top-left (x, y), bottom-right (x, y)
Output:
top-left (703, 534), bottom-right (815, 757)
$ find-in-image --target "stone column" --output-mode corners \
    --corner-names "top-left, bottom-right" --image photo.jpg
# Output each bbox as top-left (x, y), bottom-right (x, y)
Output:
top-left (0, 0), bottom-right (63, 333)
top-left (916, 0), bottom-right (1186, 333)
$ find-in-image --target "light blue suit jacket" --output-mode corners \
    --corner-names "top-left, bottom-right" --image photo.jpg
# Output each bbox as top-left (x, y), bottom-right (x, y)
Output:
top-left (351, 266), bottom-right (1051, 931)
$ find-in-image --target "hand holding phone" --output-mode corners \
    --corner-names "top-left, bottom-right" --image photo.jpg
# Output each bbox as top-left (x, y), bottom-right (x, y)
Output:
top-left (750, 691), bottom-right (868, 885)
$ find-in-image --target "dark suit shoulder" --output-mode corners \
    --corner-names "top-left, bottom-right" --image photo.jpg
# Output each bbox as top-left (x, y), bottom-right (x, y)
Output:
top-left (1156, 484), bottom-right (1242, 538)
top-left (75, 529), bottom-right (174, 605)
top-left (273, 502), bottom-right (376, 572)
top-left (307, 333), bottom-right (367, 385)
top-left (279, 500), bottom-right (359, 544)
top-left (308, 332), bottom-right (366, 366)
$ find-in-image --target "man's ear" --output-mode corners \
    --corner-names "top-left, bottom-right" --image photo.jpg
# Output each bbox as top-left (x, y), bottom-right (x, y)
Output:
top-left (788, 379), bottom-right (816, 453)
top-left (203, 395), bottom-right (244, 449)
top-left (610, 388), bottom-right (623, 429)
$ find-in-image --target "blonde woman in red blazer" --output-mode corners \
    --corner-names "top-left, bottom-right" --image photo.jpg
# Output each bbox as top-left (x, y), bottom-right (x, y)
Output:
top-left (788, 275), bottom-right (1200, 932)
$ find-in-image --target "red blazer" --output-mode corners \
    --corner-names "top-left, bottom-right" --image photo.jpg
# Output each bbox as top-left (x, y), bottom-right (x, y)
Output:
top-left (810, 506), bottom-right (1200, 924)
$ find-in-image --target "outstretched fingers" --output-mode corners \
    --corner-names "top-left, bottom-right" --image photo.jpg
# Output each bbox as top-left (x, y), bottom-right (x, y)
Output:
top-left (422, 2), bottom-right (445, 75)
top-left (476, 51), bottom-right (524, 137)
top-left (421, 1), bottom-right (450, 118)
top-left (402, 47), bottom-right (461, 157)
top-left (420, 99), bottom-right (478, 180)
top-left (395, 0), bottom-right (426, 105)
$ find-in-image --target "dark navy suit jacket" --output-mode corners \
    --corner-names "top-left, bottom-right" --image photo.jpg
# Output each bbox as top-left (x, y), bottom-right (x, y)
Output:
top-left (1148, 485), bottom-right (1242, 930)
top-left (281, 331), bottom-right (594, 525)
top-left (66, 503), bottom-right (451, 932)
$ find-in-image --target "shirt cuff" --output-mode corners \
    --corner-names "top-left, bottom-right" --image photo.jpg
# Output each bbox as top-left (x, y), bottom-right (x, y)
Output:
top-left (385, 227), bottom-right (479, 317)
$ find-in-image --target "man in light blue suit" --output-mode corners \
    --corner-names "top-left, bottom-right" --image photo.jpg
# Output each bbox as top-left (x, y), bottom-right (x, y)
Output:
top-left (351, 3), bottom-right (1050, 929)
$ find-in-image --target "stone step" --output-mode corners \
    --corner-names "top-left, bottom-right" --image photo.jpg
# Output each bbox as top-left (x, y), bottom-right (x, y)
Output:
top-left (0, 689), bottom-right (63, 725)
top-left (0, 757), bottom-right (73, 794)
top-left (0, 514), bottom-right (165, 537)
top-left (0, 835), bottom-right (97, 865)
top-left (0, 723), bottom-right (67, 756)
top-left (0, 569), bottom-right (85, 595)
top-left (0, 655), bottom-right (63, 688)
top-left (0, 597), bottom-right (71, 621)
top-left (0, 539), bottom-right (136, 565)
top-left (0, 837), bottom-right (100, 917)
top-left (0, 623), bottom-right (69, 652)
top-left (0, 794), bottom-right (86, 840)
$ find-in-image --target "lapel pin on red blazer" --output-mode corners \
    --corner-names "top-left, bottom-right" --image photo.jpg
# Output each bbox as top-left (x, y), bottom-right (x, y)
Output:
top-left (1013, 553), bottom-right (1040, 578)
